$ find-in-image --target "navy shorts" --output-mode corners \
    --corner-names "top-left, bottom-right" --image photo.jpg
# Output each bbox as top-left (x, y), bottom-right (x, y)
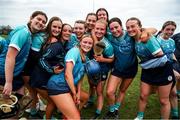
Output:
top-left (48, 82), bottom-right (70, 96)
top-left (100, 71), bottom-right (109, 81)
top-left (0, 74), bottom-right (24, 91)
top-left (111, 63), bottom-right (138, 79)
top-left (21, 50), bottom-right (40, 76)
top-left (141, 62), bottom-right (175, 86)
top-left (30, 66), bottom-right (51, 89)
top-left (47, 74), bottom-right (71, 96)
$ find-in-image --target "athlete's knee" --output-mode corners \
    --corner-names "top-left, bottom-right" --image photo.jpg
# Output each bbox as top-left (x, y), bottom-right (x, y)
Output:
top-left (106, 88), bottom-right (115, 97)
top-left (159, 97), bottom-right (170, 106)
top-left (139, 93), bottom-right (149, 102)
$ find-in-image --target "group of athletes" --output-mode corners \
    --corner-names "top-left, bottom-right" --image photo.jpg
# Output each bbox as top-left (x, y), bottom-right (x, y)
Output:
top-left (0, 8), bottom-right (180, 119)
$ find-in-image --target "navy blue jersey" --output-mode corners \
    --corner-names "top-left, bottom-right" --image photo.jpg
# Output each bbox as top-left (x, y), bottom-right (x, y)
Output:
top-left (39, 42), bottom-right (66, 74)
top-left (172, 33), bottom-right (180, 62)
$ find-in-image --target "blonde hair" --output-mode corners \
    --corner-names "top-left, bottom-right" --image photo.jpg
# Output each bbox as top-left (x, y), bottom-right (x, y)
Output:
top-left (79, 34), bottom-right (93, 63)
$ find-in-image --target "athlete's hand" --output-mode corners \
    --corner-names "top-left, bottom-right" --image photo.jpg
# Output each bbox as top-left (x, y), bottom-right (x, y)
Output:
top-left (2, 82), bottom-right (12, 98)
top-left (140, 31), bottom-right (150, 43)
top-left (94, 54), bottom-right (104, 62)
top-left (173, 70), bottom-right (180, 80)
top-left (53, 66), bottom-right (64, 74)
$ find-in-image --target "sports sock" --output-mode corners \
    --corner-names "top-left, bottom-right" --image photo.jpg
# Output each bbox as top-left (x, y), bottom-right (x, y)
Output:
top-left (137, 111), bottom-right (144, 118)
top-left (114, 102), bottom-right (121, 110)
top-left (95, 109), bottom-right (101, 115)
top-left (109, 105), bottom-right (115, 112)
top-left (171, 108), bottom-right (179, 117)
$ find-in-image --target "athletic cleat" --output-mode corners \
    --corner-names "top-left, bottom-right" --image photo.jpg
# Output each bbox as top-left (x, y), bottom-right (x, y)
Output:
top-left (29, 111), bottom-right (43, 119)
top-left (114, 109), bottom-right (119, 118)
top-left (103, 111), bottom-right (117, 119)
top-left (134, 116), bottom-right (143, 120)
top-left (171, 116), bottom-right (179, 120)
top-left (83, 102), bottom-right (94, 108)
top-left (92, 113), bottom-right (100, 119)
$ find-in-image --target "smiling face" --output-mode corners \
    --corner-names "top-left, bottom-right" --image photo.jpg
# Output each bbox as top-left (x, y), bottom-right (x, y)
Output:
top-left (51, 20), bottom-right (62, 37)
top-left (30, 14), bottom-right (47, 33)
top-left (73, 22), bottom-right (85, 39)
top-left (97, 10), bottom-right (108, 21)
top-left (109, 21), bottom-right (123, 37)
top-left (80, 36), bottom-right (94, 53)
top-left (94, 20), bottom-right (107, 40)
top-left (126, 19), bottom-right (141, 38)
top-left (161, 24), bottom-right (176, 39)
top-left (61, 24), bottom-right (72, 41)
top-left (86, 14), bottom-right (97, 31)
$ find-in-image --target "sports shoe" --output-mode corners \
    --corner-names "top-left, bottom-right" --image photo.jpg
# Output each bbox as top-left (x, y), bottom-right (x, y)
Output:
top-left (171, 116), bottom-right (179, 120)
top-left (134, 116), bottom-right (143, 120)
top-left (114, 109), bottom-right (119, 118)
top-left (83, 101), bottom-right (94, 108)
top-left (43, 114), bottom-right (58, 120)
top-left (103, 111), bottom-right (117, 119)
top-left (92, 113), bottom-right (100, 119)
top-left (29, 110), bottom-right (43, 119)
top-left (25, 99), bottom-right (46, 113)
top-left (38, 99), bottom-right (47, 111)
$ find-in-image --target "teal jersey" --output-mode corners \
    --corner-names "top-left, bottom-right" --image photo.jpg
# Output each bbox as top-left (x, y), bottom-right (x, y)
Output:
top-left (70, 33), bottom-right (80, 46)
top-left (101, 37), bottom-right (114, 58)
top-left (107, 31), bottom-right (137, 72)
top-left (135, 35), bottom-right (162, 62)
top-left (48, 47), bottom-right (86, 88)
top-left (157, 35), bottom-right (175, 62)
top-left (65, 33), bottom-right (79, 51)
top-left (98, 37), bottom-right (114, 72)
top-left (0, 36), bottom-right (7, 54)
top-left (31, 32), bottom-right (47, 52)
top-left (0, 25), bottom-right (32, 77)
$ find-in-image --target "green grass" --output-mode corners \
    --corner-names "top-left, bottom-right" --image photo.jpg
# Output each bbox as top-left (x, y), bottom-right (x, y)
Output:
top-left (80, 67), bottom-right (180, 119)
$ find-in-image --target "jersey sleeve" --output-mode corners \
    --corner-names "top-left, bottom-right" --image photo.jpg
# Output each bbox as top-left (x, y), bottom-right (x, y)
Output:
top-left (103, 40), bottom-right (114, 58)
top-left (65, 47), bottom-right (80, 65)
top-left (9, 29), bottom-right (30, 51)
top-left (146, 36), bottom-right (162, 55)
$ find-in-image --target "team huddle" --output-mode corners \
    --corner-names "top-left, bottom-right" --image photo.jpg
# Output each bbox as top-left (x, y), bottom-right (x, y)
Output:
top-left (0, 8), bottom-right (180, 119)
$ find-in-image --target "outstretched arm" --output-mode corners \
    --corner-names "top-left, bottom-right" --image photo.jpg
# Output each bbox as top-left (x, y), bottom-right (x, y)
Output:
top-left (3, 47), bottom-right (18, 96)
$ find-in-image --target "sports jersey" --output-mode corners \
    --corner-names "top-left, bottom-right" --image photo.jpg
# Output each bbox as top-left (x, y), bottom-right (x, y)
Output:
top-left (98, 37), bottom-right (114, 73)
top-left (0, 25), bottom-right (32, 77)
top-left (172, 33), bottom-right (180, 62)
top-left (107, 31), bottom-right (137, 72)
top-left (135, 35), bottom-right (162, 62)
top-left (47, 47), bottom-right (87, 92)
top-left (31, 32), bottom-right (47, 52)
top-left (39, 42), bottom-right (65, 74)
top-left (157, 35), bottom-right (175, 62)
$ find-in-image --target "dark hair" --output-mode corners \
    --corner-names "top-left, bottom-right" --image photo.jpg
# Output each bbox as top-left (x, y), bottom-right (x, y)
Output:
top-left (74, 20), bottom-right (86, 28)
top-left (156, 21), bottom-right (177, 37)
top-left (41, 17), bottom-right (62, 51)
top-left (108, 17), bottom-right (122, 27)
top-left (46, 16), bottom-right (62, 37)
top-left (96, 8), bottom-right (109, 22)
top-left (161, 21), bottom-right (176, 31)
top-left (85, 12), bottom-right (97, 21)
top-left (60, 23), bottom-right (72, 40)
top-left (27, 11), bottom-right (48, 30)
top-left (30, 11), bottom-right (48, 22)
top-left (126, 17), bottom-right (142, 28)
